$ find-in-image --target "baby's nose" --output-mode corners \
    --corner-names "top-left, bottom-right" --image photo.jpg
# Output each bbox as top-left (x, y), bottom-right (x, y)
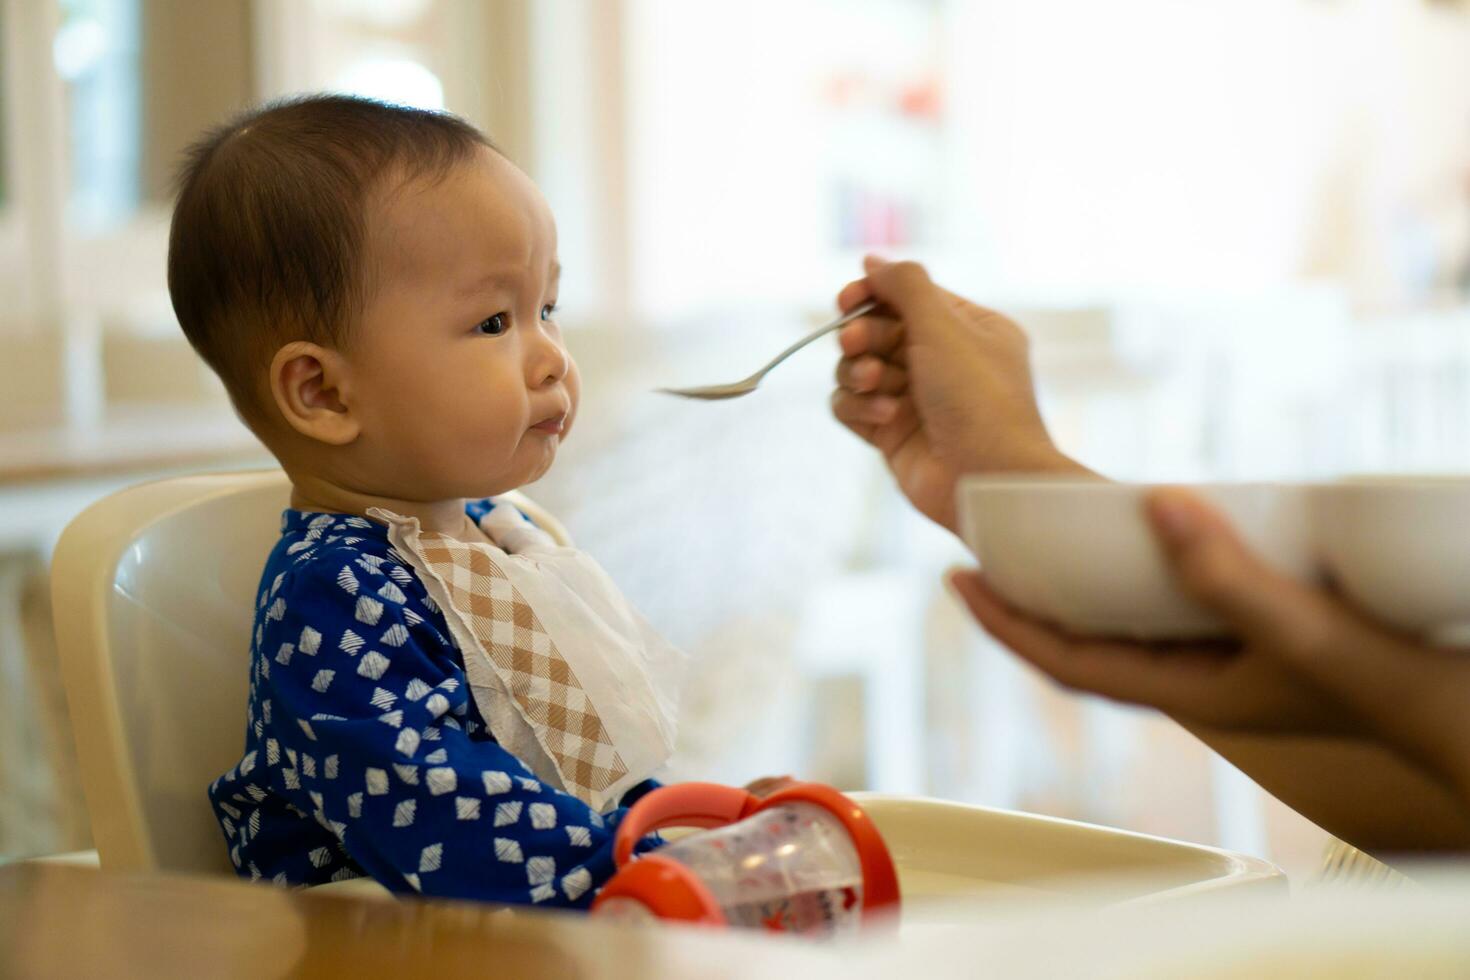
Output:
top-left (533, 340), bottom-right (569, 386)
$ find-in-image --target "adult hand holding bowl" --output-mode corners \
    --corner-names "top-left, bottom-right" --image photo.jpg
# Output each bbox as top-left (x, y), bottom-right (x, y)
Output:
top-left (831, 256), bottom-right (1470, 857)
top-left (956, 473), bottom-right (1470, 647)
top-left (957, 476), bottom-right (1317, 641)
top-left (952, 477), bottom-right (1359, 737)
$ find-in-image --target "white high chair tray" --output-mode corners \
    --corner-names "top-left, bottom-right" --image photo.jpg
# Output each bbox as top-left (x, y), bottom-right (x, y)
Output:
top-left (318, 792), bottom-right (1285, 913)
top-left (850, 793), bottom-right (1284, 925)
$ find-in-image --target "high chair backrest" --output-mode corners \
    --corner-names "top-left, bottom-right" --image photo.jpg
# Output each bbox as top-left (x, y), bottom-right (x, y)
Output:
top-left (50, 469), bottom-right (570, 875)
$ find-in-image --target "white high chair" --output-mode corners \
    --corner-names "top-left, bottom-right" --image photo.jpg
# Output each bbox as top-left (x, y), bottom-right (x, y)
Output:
top-left (48, 469), bottom-right (568, 875)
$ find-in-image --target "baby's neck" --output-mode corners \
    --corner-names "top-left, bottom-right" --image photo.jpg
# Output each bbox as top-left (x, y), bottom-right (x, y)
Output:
top-left (289, 474), bottom-right (472, 537)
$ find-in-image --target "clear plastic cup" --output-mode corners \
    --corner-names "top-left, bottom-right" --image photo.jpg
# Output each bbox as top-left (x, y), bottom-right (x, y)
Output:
top-left (592, 782), bottom-right (899, 936)
top-left (655, 801), bottom-right (864, 934)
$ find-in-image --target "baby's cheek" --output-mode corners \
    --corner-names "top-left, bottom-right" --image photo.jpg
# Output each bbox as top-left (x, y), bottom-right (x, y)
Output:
top-left (563, 362), bottom-right (583, 436)
top-left (482, 417), bottom-right (540, 472)
top-left (481, 418), bottom-right (525, 458)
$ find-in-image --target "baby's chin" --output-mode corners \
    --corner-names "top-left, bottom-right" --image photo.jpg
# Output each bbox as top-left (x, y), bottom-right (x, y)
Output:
top-left (518, 454), bottom-right (556, 488)
top-left (476, 446), bottom-right (558, 496)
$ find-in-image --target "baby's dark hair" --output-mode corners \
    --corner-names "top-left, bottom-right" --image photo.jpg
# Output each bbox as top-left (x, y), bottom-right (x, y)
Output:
top-left (167, 94), bottom-right (493, 422)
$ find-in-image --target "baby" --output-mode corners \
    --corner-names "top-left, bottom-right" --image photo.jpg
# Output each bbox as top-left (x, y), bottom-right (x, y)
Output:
top-left (169, 95), bottom-right (696, 907)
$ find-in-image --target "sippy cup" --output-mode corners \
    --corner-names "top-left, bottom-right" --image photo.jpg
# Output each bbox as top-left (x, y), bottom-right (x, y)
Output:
top-left (591, 781), bottom-right (900, 935)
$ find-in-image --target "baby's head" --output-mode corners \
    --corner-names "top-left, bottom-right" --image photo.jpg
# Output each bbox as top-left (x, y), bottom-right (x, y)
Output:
top-left (168, 95), bottom-right (577, 505)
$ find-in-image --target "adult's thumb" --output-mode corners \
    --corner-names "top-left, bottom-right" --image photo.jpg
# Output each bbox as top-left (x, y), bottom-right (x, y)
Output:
top-left (1146, 488), bottom-right (1319, 642)
top-left (861, 257), bottom-right (946, 329)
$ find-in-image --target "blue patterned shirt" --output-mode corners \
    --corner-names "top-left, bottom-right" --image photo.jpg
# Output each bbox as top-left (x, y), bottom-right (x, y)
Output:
top-left (208, 500), bottom-right (661, 908)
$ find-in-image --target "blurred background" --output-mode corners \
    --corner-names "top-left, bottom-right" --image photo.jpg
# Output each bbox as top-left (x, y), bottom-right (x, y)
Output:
top-left (2, 0), bottom-right (1469, 882)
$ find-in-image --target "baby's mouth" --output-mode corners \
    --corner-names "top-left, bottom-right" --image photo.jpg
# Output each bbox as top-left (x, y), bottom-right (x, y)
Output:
top-left (530, 412), bottom-right (567, 435)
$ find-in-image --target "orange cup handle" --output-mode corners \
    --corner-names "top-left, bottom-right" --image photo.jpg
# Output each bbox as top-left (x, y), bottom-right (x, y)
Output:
top-left (613, 782), bottom-right (760, 866)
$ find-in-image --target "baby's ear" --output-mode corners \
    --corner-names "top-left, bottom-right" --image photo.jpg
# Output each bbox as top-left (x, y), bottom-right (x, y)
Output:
top-left (269, 341), bottom-right (360, 446)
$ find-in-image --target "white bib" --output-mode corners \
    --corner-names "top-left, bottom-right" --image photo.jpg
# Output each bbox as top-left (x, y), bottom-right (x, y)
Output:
top-left (368, 501), bottom-right (684, 812)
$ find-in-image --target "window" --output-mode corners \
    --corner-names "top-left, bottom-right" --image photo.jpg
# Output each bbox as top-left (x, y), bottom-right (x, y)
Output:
top-left (0, 2), bottom-right (8, 210)
top-left (55, 0), bottom-right (141, 231)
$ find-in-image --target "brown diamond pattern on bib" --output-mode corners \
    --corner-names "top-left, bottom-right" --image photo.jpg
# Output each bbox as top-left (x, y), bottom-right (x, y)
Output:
top-left (417, 534), bottom-right (629, 800)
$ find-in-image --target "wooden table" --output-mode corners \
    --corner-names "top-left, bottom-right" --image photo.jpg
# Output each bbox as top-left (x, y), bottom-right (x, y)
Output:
top-left (0, 863), bottom-right (830, 979)
top-left (11, 853), bottom-right (1470, 977)
top-left (0, 408), bottom-right (268, 487)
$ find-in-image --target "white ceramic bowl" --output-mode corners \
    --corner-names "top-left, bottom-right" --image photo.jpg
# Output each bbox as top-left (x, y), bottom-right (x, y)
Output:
top-left (957, 476), bottom-right (1316, 639)
top-left (1314, 477), bottom-right (1470, 645)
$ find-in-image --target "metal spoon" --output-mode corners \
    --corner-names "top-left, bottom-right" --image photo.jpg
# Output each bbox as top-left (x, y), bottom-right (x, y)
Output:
top-left (657, 300), bottom-right (880, 400)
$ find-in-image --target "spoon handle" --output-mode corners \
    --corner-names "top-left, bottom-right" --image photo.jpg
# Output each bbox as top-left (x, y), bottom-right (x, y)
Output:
top-left (758, 301), bottom-right (880, 379)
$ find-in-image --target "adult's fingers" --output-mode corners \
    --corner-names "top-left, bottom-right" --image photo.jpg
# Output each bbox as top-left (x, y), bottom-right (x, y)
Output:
top-left (1142, 487), bottom-right (1459, 735)
top-left (835, 354), bottom-right (908, 395)
top-left (861, 257), bottom-right (951, 336)
top-left (837, 277), bottom-right (874, 314)
top-left (843, 263), bottom-right (971, 315)
top-left (866, 397), bottom-right (922, 459)
top-left (837, 314), bottom-right (906, 362)
top-left (1146, 489), bottom-right (1342, 654)
top-left (831, 390), bottom-right (923, 464)
top-left (830, 389), bottom-right (901, 429)
top-left (844, 259), bottom-right (1010, 351)
top-left (745, 775), bottom-right (799, 799)
top-left (949, 570), bottom-right (1230, 716)
top-left (830, 408), bottom-right (877, 446)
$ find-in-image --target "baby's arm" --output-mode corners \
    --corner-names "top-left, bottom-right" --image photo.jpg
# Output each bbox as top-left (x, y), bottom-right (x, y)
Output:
top-left (256, 556), bottom-right (656, 907)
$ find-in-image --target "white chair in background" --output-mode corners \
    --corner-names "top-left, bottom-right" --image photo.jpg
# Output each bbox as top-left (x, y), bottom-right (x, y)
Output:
top-left (793, 568), bottom-right (929, 796)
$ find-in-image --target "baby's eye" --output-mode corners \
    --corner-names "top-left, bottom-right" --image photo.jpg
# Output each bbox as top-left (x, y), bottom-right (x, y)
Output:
top-left (540, 303), bottom-right (558, 322)
top-left (475, 313), bottom-right (508, 336)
